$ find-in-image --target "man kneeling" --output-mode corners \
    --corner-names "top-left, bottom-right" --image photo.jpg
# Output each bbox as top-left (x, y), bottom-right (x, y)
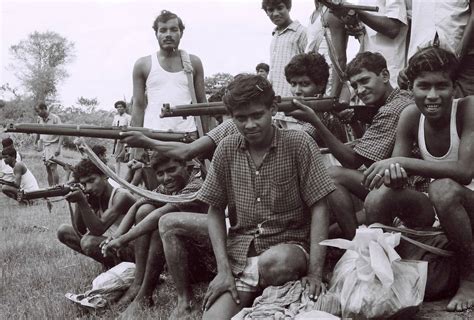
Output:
top-left (198, 74), bottom-right (335, 320)
top-left (57, 159), bottom-right (136, 268)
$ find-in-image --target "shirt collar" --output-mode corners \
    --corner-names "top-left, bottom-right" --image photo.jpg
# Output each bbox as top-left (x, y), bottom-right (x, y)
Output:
top-left (272, 20), bottom-right (299, 36)
top-left (238, 124), bottom-right (280, 152)
top-left (385, 88), bottom-right (400, 104)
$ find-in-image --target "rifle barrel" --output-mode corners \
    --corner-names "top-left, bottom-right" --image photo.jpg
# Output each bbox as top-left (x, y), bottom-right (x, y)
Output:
top-left (3, 124), bottom-right (194, 142)
top-left (342, 4), bottom-right (379, 12)
top-left (18, 185), bottom-right (73, 201)
top-left (161, 97), bottom-right (343, 118)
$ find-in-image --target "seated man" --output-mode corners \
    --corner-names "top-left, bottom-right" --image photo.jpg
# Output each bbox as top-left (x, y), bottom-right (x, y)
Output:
top-left (56, 159), bottom-right (136, 268)
top-left (101, 153), bottom-right (208, 313)
top-left (363, 46), bottom-right (474, 312)
top-left (198, 74), bottom-right (335, 320)
top-left (1, 148), bottom-right (39, 200)
top-left (288, 51), bottom-right (416, 239)
top-left (0, 138), bottom-right (22, 185)
top-left (2, 147), bottom-right (39, 200)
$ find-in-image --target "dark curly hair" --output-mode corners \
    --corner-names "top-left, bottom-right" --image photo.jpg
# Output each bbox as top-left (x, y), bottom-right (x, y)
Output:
top-left (152, 10), bottom-right (185, 33)
top-left (284, 52), bottom-right (329, 93)
top-left (262, 0), bottom-right (291, 10)
top-left (346, 51), bottom-right (388, 79)
top-left (406, 46), bottom-right (459, 85)
top-left (73, 159), bottom-right (104, 180)
top-left (223, 74), bottom-right (275, 114)
top-left (256, 62), bottom-right (270, 73)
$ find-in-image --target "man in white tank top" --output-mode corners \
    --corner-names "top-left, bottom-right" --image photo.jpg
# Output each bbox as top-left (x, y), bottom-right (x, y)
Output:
top-left (130, 10), bottom-right (206, 134)
top-left (1, 147), bottom-right (39, 200)
top-left (57, 159), bottom-right (136, 269)
top-left (363, 47), bottom-right (474, 312)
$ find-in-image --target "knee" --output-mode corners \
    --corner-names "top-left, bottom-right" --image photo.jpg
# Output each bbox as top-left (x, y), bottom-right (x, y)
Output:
top-left (258, 244), bottom-right (307, 288)
top-left (135, 204), bottom-right (154, 222)
top-left (327, 166), bottom-right (344, 184)
top-left (57, 224), bottom-right (72, 243)
top-left (80, 236), bottom-right (97, 256)
top-left (158, 214), bottom-right (178, 238)
top-left (364, 187), bottom-right (393, 222)
top-left (429, 178), bottom-right (463, 212)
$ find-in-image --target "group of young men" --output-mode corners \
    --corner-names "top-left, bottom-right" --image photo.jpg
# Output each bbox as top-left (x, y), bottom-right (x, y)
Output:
top-left (8, 1), bottom-right (469, 319)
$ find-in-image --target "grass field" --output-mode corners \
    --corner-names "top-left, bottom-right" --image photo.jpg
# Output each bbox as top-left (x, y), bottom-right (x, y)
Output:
top-left (0, 148), bottom-right (205, 319)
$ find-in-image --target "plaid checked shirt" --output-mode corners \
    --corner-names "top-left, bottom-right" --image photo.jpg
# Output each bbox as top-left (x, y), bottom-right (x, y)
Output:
top-left (198, 127), bottom-right (336, 275)
top-left (269, 21), bottom-right (307, 123)
top-left (354, 88), bottom-right (414, 162)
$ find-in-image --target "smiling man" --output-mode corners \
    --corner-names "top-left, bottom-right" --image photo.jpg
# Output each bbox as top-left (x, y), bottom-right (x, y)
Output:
top-left (287, 51), bottom-right (414, 239)
top-left (101, 153), bottom-right (207, 313)
top-left (363, 46), bottom-right (474, 311)
top-left (56, 159), bottom-right (136, 268)
top-left (199, 74), bottom-right (335, 320)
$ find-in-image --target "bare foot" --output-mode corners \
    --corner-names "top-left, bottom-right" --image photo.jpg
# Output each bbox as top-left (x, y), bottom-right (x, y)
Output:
top-left (117, 301), bottom-right (142, 320)
top-left (447, 278), bottom-right (474, 312)
top-left (115, 284), bottom-right (141, 309)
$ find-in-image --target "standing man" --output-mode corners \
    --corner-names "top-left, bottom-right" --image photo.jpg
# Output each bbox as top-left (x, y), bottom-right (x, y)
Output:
top-left (112, 100), bottom-right (131, 176)
top-left (35, 102), bottom-right (63, 186)
top-left (262, 0), bottom-right (307, 129)
top-left (130, 10), bottom-right (206, 134)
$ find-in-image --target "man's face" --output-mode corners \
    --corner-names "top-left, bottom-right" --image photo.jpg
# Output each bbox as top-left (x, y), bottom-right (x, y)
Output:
top-left (4, 154), bottom-right (15, 167)
top-left (412, 71), bottom-right (454, 121)
top-left (156, 160), bottom-right (189, 194)
top-left (79, 174), bottom-right (107, 197)
top-left (349, 68), bottom-right (389, 106)
top-left (35, 107), bottom-right (48, 119)
top-left (116, 105), bottom-right (125, 115)
top-left (289, 75), bottom-right (323, 97)
top-left (257, 69), bottom-right (269, 79)
top-left (265, 2), bottom-right (291, 28)
top-left (232, 102), bottom-right (275, 147)
top-left (156, 18), bottom-right (182, 51)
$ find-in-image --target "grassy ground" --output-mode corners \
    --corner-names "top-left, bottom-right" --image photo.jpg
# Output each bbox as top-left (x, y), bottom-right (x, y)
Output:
top-left (0, 149), bottom-right (205, 319)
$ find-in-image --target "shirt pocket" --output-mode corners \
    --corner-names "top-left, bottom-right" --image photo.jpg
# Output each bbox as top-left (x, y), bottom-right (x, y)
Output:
top-left (270, 174), bottom-right (302, 212)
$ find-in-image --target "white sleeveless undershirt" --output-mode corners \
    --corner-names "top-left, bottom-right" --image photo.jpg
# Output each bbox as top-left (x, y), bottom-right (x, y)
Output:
top-left (144, 52), bottom-right (196, 132)
top-left (20, 167), bottom-right (39, 192)
top-left (418, 99), bottom-right (474, 190)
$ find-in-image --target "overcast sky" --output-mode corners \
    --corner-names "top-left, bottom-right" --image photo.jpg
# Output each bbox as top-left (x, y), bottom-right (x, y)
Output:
top-left (1, 0), bottom-right (359, 110)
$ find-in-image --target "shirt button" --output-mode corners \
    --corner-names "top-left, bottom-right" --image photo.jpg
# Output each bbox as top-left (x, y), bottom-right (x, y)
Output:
top-left (256, 171), bottom-right (259, 175)
top-left (256, 197), bottom-right (261, 202)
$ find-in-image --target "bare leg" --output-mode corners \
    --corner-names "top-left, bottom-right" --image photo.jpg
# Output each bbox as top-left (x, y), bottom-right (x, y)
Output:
top-left (49, 163), bottom-right (60, 185)
top-left (2, 185), bottom-right (19, 200)
top-left (116, 203), bottom-right (157, 308)
top-left (159, 212), bottom-right (210, 319)
top-left (327, 166), bottom-right (368, 239)
top-left (365, 185), bottom-right (435, 228)
top-left (57, 224), bottom-right (82, 253)
top-left (202, 291), bottom-right (257, 320)
top-left (80, 234), bottom-right (116, 267)
top-left (430, 179), bottom-right (474, 312)
top-left (45, 165), bottom-right (53, 186)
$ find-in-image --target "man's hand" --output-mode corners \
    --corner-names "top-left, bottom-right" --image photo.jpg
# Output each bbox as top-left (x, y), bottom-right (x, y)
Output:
top-left (285, 99), bottom-right (319, 123)
top-left (119, 131), bottom-right (152, 148)
top-left (301, 274), bottom-right (323, 301)
top-left (397, 68), bottom-right (409, 90)
top-left (127, 159), bottom-right (144, 170)
top-left (363, 159), bottom-right (408, 190)
top-left (54, 149), bottom-right (60, 157)
top-left (101, 237), bottom-right (123, 257)
top-left (336, 109), bottom-right (355, 124)
top-left (202, 271), bottom-right (240, 311)
top-left (65, 188), bottom-right (87, 203)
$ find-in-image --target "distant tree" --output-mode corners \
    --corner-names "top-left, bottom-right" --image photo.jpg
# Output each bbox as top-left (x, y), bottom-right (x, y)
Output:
top-left (9, 31), bottom-right (75, 103)
top-left (76, 96), bottom-right (99, 113)
top-left (204, 73), bottom-right (234, 94)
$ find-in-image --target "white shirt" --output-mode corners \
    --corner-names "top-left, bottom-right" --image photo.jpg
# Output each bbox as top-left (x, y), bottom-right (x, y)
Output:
top-left (112, 113), bottom-right (131, 127)
top-left (144, 52), bottom-right (196, 132)
top-left (0, 153), bottom-right (22, 182)
top-left (408, 0), bottom-right (470, 59)
top-left (359, 0), bottom-right (409, 87)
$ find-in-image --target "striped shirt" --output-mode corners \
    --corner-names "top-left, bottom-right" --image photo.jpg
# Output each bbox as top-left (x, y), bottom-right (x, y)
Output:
top-left (198, 127), bottom-right (335, 275)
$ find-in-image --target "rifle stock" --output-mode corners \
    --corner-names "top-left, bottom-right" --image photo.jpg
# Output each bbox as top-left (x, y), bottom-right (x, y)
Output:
top-left (3, 124), bottom-right (195, 143)
top-left (162, 97), bottom-right (378, 124)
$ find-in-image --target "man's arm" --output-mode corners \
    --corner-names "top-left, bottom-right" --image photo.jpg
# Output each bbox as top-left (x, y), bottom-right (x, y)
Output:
top-left (130, 57), bottom-right (149, 128)
top-left (356, 12), bottom-right (404, 39)
top-left (302, 198), bottom-right (330, 299)
top-left (12, 163), bottom-right (25, 188)
top-left (288, 100), bottom-right (366, 168)
top-left (202, 205), bottom-right (240, 310)
top-left (459, 0), bottom-right (474, 58)
top-left (190, 54), bottom-right (207, 103)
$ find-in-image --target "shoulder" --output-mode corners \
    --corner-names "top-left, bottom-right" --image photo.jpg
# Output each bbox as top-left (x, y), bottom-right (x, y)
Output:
top-left (189, 53), bottom-right (203, 65)
top-left (379, 90), bottom-right (414, 115)
top-left (279, 129), bottom-right (315, 152)
top-left (218, 133), bottom-right (242, 148)
top-left (133, 55), bottom-right (152, 73)
top-left (113, 188), bottom-right (135, 203)
top-left (458, 96), bottom-right (474, 125)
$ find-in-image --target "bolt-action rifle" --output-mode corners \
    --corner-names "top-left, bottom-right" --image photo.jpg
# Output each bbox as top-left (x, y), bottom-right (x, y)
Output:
top-left (319, 0), bottom-right (379, 12)
top-left (0, 178), bottom-right (16, 187)
top-left (2, 124), bottom-right (195, 143)
top-left (161, 97), bottom-right (378, 124)
top-left (17, 183), bottom-right (84, 202)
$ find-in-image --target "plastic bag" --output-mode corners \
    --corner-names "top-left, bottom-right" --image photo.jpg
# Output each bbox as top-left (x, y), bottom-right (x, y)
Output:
top-left (321, 226), bottom-right (427, 318)
top-left (65, 262), bottom-right (135, 309)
